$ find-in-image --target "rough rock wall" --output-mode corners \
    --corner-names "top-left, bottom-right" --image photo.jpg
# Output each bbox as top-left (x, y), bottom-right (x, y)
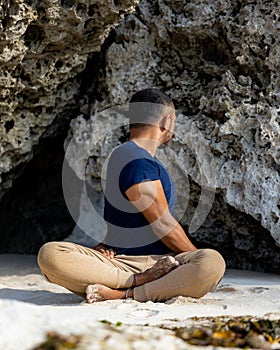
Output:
top-left (66, 111), bottom-right (280, 272)
top-left (1, 0), bottom-right (280, 272)
top-left (73, 0), bottom-right (280, 271)
top-left (0, 0), bottom-right (138, 199)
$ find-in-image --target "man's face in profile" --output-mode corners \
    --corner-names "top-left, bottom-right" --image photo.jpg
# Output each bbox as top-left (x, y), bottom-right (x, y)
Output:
top-left (162, 111), bottom-right (176, 146)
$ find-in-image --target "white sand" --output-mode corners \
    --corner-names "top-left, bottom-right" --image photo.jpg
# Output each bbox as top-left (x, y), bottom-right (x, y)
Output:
top-left (0, 254), bottom-right (279, 350)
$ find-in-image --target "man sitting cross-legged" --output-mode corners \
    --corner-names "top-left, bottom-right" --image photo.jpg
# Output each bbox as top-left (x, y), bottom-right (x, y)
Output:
top-left (37, 88), bottom-right (226, 303)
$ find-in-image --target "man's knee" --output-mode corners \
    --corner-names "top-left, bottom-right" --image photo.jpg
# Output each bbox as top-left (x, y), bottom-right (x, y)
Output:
top-left (195, 249), bottom-right (226, 297)
top-left (37, 241), bottom-right (61, 272)
top-left (201, 248), bottom-right (226, 279)
top-left (180, 248), bottom-right (225, 298)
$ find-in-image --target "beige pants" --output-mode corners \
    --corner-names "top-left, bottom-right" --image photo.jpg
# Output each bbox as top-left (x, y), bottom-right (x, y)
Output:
top-left (37, 241), bottom-right (226, 302)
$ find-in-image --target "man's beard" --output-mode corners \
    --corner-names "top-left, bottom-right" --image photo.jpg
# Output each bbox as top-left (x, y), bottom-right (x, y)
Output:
top-left (158, 131), bottom-right (173, 148)
top-left (163, 131), bottom-right (173, 145)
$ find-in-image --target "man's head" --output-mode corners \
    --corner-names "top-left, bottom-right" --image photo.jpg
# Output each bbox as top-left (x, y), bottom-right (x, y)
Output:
top-left (128, 88), bottom-right (176, 145)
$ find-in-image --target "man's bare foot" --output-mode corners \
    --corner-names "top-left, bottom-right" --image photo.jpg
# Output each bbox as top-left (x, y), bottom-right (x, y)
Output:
top-left (86, 284), bottom-right (130, 303)
top-left (85, 256), bottom-right (179, 303)
top-left (135, 256), bottom-right (180, 286)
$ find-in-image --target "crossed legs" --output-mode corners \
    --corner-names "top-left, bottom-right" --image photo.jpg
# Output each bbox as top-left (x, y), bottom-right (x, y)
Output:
top-left (86, 255), bottom-right (179, 303)
top-left (37, 241), bottom-right (226, 302)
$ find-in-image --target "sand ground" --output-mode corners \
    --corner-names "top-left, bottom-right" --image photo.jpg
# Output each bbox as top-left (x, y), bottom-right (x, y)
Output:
top-left (0, 254), bottom-right (279, 350)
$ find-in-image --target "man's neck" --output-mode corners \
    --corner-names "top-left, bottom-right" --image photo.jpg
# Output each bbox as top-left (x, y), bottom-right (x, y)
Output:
top-left (129, 129), bottom-right (160, 157)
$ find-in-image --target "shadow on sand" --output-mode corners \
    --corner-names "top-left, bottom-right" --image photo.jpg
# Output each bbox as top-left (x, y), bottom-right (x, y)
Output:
top-left (0, 288), bottom-right (83, 306)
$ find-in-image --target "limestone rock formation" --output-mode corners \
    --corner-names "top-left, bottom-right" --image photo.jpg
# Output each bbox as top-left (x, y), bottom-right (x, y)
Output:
top-left (74, 0), bottom-right (280, 271)
top-left (0, 0), bottom-right (138, 199)
top-left (0, 0), bottom-right (139, 252)
top-left (1, 0), bottom-right (280, 272)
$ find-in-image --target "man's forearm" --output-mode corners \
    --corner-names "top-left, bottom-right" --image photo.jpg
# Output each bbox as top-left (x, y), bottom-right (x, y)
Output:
top-left (160, 223), bottom-right (197, 252)
top-left (151, 213), bottom-right (197, 253)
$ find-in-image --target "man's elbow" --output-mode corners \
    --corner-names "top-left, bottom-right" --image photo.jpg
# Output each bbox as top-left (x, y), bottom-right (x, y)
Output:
top-left (150, 214), bottom-right (178, 239)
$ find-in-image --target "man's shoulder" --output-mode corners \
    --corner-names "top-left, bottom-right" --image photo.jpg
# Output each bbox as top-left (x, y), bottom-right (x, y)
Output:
top-left (111, 141), bottom-right (153, 160)
top-left (112, 141), bottom-right (134, 154)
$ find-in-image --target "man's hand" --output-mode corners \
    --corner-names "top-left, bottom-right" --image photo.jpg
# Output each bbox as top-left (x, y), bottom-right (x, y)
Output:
top-left (93, 244), bottom-right (115, 259)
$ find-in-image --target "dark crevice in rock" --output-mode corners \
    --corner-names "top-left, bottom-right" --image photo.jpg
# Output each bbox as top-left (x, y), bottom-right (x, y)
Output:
top-left (179, 180), bottom-right (280, 273)
top-left (61, 0), bottom-right (75, 8)
top-left (132, 10), bottom-right (150, 30)
top-left (78, 51), bottom-right (101, 116)
top-left (0, 134), bottom-right (75, 254)
top-left (4, 120), bottom-right (14, 133)
top-left (231, 0), bottom-right (242, 18)
top-left (78, 28), bottom-right (117, 116)
top-left (23, 24), bottom-right (45, 47)
top-left (0, 96), bottom-right (80, 253)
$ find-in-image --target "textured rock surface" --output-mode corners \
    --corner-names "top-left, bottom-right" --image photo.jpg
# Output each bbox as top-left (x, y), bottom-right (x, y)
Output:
top-left (1, 0), bottom-right (280, 272)
top-left (73, 0), bottom-right (280, 271)
top-left (66, 110), bottom-right (280, 272)
top-left (0, 0), bottom-right (138, 199)
top-left (0, 0), bottom-right (138, 249)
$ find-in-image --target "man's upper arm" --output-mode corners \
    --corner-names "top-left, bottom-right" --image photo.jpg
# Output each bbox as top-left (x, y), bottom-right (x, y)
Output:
top-left (125, 176), bottom-right (197, 253)
top-left (125, 180), bottom-right (177, 237)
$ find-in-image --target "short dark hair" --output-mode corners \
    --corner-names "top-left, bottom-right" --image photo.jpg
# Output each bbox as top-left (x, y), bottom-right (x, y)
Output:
top-left (128, 88), bottom-right (174, 129)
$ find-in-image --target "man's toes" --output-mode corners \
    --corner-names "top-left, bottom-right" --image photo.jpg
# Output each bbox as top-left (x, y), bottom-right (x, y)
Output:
top-left (87, 297), bottom-right (95, 304)
top-left (160, 256), bottom-right (179, 269)
top-left (165, 256), bottom-right (177, 265)
top-left (86, 284), bottom-right (96, 296)
top-left (86, 284), bottom-right (100, 302)
top-left (86, 285), bottom-right (94, 294)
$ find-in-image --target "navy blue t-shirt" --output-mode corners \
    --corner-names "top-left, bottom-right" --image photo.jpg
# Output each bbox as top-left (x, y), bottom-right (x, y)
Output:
top-left (103, 140), bottom-right (176, 255)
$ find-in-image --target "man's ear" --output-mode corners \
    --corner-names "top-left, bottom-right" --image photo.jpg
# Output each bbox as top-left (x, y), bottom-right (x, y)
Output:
top-left (159, 114), bottom-right (171, 131)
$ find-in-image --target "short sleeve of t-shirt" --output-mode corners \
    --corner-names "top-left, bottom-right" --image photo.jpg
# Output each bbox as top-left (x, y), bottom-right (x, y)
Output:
top-left (119, 158), bottom-right (160, 195)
